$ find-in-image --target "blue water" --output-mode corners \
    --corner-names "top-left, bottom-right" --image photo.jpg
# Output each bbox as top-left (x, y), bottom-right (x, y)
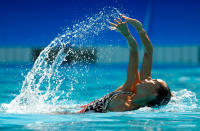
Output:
top-left (0, 7), bottom-right (200, 131)
top-left (0, 64), bottom-right (200, 130)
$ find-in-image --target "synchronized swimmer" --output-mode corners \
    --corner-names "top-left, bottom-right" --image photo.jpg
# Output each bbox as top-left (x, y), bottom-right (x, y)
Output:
top-left (62, 15), bottom-right (172, 114)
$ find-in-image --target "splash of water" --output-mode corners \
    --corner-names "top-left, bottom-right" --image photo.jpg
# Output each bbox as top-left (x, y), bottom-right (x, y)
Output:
top-left (1, 7), bottom-right (198, 114)
top-left (136, 89), bottom-right (198, 112)
top-left (2, 7), bottom-right (122, 114)
top-left (164, 89), bottom-right (198, 112)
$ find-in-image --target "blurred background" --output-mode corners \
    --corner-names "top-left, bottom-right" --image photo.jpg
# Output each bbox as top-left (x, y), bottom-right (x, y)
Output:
top-left (0, 0), bottom-right (200, 65)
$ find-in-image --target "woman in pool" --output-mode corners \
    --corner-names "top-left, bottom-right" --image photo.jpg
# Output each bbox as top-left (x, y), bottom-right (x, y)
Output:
top-left (78, 15), bottom-right (172, 113)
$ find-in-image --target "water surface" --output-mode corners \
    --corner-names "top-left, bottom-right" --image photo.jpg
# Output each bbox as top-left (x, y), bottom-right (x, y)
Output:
top-left (0, 65), bottom-right (199, 130)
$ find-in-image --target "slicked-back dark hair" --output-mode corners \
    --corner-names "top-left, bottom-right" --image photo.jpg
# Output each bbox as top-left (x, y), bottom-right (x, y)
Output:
top-left (147, 80), bottom-right (171, 107)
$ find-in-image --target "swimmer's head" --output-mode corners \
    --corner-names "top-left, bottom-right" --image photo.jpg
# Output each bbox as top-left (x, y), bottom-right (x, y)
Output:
top-left (135, 79), bottom-right (171, 107)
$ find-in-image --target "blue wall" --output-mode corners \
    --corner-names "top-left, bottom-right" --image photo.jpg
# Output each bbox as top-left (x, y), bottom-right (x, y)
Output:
top-left (150, 0), bottom-right (200, 45)
top-left (0, 0), bottom-right (199, 47)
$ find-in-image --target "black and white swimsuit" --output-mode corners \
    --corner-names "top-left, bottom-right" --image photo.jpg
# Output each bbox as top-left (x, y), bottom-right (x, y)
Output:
top-left (80, 91), bottom-right (133, 113)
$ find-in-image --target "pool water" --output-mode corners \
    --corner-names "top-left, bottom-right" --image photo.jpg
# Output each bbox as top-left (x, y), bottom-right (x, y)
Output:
top-left (0, 7), bottom-right (199, 130)
top-left (0, 64), bottom-right (199, 130)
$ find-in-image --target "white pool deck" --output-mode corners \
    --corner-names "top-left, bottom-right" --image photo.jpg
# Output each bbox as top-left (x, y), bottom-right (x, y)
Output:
top-left (0, 46), bottom-right (199, 65)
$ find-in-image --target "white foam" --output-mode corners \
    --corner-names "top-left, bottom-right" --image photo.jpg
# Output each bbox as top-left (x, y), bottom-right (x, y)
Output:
top-left (163, 89), bottom-right (198, 112)
top-left (136, 89), bottom-right (198, 113)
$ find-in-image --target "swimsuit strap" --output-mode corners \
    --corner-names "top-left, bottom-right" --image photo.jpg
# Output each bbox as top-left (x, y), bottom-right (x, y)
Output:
top-left (81, 91), bottom-right (133, 113)
top-left (103, 91), bottom-right (133, 112)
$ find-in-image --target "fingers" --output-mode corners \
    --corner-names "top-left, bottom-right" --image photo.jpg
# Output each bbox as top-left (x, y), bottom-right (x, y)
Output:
top-left (121, 14), bottom-right (126, 19)
top-left (109, 17), bottom-right (126, 30)
top-left (109, 22), bottom-right (117, 27)
top-left (117, 18), bottom-right (123, 23)
top-left (109, 26), bottom-right (117, 31)
top-left (114, 18), bottom-right (124, 25)
top-left (114, 19), bottom-right (120, 24)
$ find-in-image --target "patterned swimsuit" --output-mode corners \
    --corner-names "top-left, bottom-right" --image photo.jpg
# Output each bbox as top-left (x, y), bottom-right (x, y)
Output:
top-left (79, 91), bottom-right (133, 113)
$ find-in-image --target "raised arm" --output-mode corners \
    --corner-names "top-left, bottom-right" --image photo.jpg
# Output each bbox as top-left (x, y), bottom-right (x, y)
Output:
top-left (109, 18), bottom-right (140, 92)
top-left (121, 15), bottom-right (153, 81)
top-left (139, 29), bottom-right (153, 81)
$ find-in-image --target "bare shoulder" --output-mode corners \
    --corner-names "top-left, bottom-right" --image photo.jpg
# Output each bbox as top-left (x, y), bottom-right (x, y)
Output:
top-left (114, 82), bottom-right (138, 93)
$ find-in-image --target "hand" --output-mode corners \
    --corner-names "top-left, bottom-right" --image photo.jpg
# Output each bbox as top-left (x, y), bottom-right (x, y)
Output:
top-left (109, 17), bottom-right (130, 38)
top-left (121, 14), bottom-right (143, 33)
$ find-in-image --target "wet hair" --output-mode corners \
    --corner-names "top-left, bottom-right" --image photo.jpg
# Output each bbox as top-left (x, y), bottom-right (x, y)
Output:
top-left (147, 80), bottom-right (171, 107)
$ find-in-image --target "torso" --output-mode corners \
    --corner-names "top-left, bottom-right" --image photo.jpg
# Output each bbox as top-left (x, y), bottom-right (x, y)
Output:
top-left (81, 83), bottom-right (140, 113)
top-left (80, 90), bottom-right (139, 113)
top-left (107, 91), bottom-right (139, 112)
top-left (107, 82), bottom-right (140, 112)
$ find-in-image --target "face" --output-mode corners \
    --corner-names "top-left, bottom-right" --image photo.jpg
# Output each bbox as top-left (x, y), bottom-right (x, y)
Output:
top-left (134, 79), bottom-right (161, 106)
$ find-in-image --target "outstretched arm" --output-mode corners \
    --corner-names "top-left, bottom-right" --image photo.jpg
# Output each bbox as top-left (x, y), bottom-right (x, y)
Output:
top-left (121, 15), bottom-right (153, 81)
top-left (109, 18), bottom-right (140, 92)
top-left (139, 29), bottom-right (153, 81)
